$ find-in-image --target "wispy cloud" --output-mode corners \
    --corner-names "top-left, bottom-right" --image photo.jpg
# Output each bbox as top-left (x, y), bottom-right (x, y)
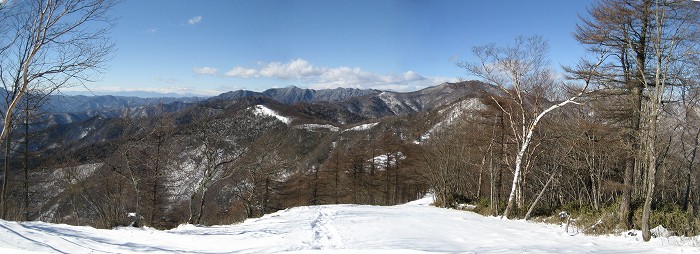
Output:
top-left (145, 28), bottom-right (158, 34)
top-left (218, 59), bottom-right (456, 92)
top-left (187, 16), bottom-right (202, 25)
top-left (193, 66), bottom-right (219, 75)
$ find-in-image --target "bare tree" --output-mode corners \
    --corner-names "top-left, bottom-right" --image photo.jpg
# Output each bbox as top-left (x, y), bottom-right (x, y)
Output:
top-left (234, 129), bottom-right (292, 217)
top-left (636, 0), bottom-right (699, 241)
top-left (142, 105), bottom-right (175, 228)
top-left (573, 0), bottom-right (651, 230)
top-left (100, 111), bottom-right (150, 227)
top-left (461, 35), bottom-right (591, 219)
top-left (421, 128), bottom-right (469, 208)
top-left (0, 0), bottom-right (116, 220)
top-left (185, 111), bottom-right (247, 225)
top-left (574, 0), bottom-right (700, 240)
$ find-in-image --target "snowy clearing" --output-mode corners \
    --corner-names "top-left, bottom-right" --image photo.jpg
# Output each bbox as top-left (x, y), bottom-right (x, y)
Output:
top-left (0, 195), bottom-right (698, 253)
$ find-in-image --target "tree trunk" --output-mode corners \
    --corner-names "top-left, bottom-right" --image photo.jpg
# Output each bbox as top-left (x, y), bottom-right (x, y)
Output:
top-left (476, 155), bottom-right (485, 199)
top-left (394, 157), bottom-right (400, 204)
top-left (1, 130), bottom-right (11, 220)
top-left (188, 191), bottom-right (198, 224)
top-left (23, 114), bottom-right (29, 221)
top-left (132, 179), bottom-right (141, 227)
top-left (683, 129), bottom-right (699, 211)
top-left (384, 153), bottom-right (391, 204)
top-left (525, 168), bottom-right (557, 220)
top-left (494, 114), bottom-right (504, 216)
top-left (150, 130), bottom-right (163, 226)
top-left (641, 160), bottom-right (657, 241)
top-left (263, 177), bottom-right (270, 214)
top-left (502, 139), bottom-right (527, 219)
top-left (195, 188), bottom-right (208, 225)
top-left (502, 97), bottom-right (581, 219)
top-left (489, 155), bottom-right (497, 216)
top-left (334, 149), bottom-right (340, 204)
top-left (620, 79), bottom-right (644, 230)
top-left (620, 159), bottom-right (634, 230)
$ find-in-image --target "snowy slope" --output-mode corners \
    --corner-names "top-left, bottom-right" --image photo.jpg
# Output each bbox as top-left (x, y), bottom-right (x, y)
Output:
top-left (252, 105), bottom-right (291, 124)
top-left (415, 98), bottom-right (484, 144)
top-left (0, 195), bottom-right (698, 253)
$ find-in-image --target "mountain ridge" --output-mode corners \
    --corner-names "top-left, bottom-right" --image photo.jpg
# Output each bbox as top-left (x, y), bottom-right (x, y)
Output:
top-left (213, 85), bottom-right (382, 104)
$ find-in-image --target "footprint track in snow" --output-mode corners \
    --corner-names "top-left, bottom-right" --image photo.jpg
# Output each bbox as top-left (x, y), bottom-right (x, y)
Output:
top-left (309, 207), bottom-right (344, 250)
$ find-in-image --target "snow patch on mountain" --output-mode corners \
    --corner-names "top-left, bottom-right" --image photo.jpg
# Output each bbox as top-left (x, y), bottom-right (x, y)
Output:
top-left (438, 97), bottom-right (484, 124)
top-left (295, 124), bottom-right (340, 132)
top-left (378, 92), bottom-right (401, 114)
top-left (366, 152), bottom-right (406, 171)
top-left (252, 105), bottom-right (291, 124)
top-left (344, 122), bottom-right (378, 132)
top-left (295, 122), bottom-right (377, 133)
top-left (415, 98), bottom-right (483, 144)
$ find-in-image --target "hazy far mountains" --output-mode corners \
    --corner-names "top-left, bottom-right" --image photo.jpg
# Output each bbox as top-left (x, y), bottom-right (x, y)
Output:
top-left (21, 82), bottom-right (471, 116)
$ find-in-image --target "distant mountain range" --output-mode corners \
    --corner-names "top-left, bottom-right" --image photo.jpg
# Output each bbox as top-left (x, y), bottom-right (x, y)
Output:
top-left (61, 90), bottom-right (207, 99)
top-left (1, 82), bottom-right (500, 129)
top-left (26, 82), bottom-right (495, 114)
top-left (213, 86), bottom-right (381, 104)
top-left (3, 80), bottom-right (499, 151)
top-left (42, 94), bottom-right (203, 113)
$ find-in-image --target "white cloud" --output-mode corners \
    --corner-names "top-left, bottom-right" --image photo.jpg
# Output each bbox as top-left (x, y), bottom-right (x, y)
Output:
top-left (187, 16), bottom-right (202, 25)
top-left (223, 59), bottom-right (322, 80)
top-left (259, 59), bottom-right (322, 80)
top-left (222, 59), bottom-right (455, 92)
top-left (145, 28), bottom-right (157, 34)
top-left (193, 66), bottom-right (219, 75)
top-left (225, 66), bottom-right (257, 78)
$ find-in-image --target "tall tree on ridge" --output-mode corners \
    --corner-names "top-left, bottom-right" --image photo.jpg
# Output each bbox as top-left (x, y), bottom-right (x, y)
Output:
top-left (0, 0), bottom-right (116, 220)
top-left (573, 0), bottom-right (700, 239)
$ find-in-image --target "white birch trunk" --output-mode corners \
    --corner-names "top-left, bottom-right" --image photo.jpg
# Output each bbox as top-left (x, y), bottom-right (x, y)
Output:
top-left (501, 96), bottom-right (581, 218)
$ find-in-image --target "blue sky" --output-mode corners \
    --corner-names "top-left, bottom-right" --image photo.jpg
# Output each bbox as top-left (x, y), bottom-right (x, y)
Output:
top-left (74, 0), bottom-right (594, 96)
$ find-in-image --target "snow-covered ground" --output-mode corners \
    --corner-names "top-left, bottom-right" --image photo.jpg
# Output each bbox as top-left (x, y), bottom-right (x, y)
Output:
top-left (1, 195), bottom-right (698, 253)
